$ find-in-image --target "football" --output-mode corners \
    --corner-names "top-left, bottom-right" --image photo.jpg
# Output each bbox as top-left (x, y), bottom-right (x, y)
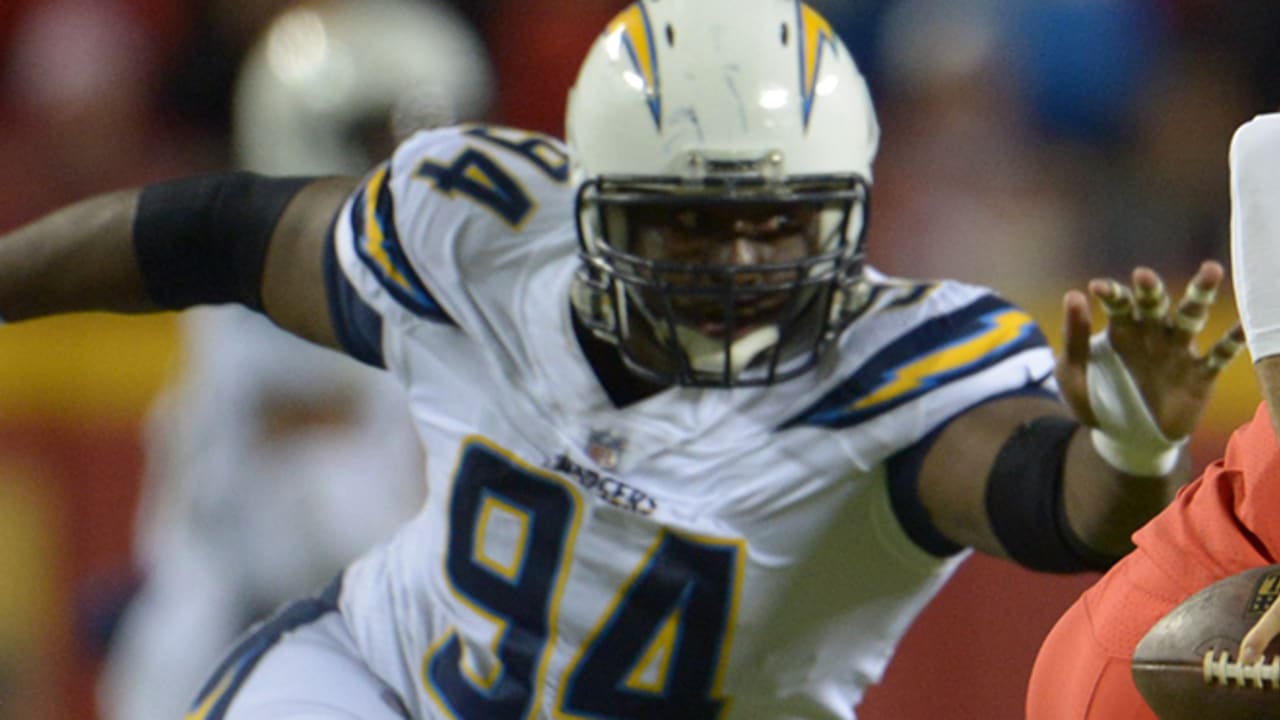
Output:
top-left (1132, 564), bottom-right (1280, 719)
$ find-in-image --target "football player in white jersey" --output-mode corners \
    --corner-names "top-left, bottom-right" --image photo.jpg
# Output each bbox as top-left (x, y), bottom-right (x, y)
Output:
top-left (95, 2), bottom-right (490, 719)
top-left (0, 1), bottom-right (1245, 718)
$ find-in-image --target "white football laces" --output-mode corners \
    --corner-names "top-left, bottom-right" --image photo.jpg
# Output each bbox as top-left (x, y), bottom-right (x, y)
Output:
top-left (1203, 650), bottom-right (1280, 689)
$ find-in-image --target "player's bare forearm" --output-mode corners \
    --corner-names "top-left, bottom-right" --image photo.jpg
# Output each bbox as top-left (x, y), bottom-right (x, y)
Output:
top-left (0, 189), bottom-right (154, 321)
top-left (919, 394), bottom-right (1187, 566)
top-left (0, 176), bottom-right (354, 351)
top-left (259, 177), bottom-right (358, 349)
top-left (1060, 432), bottom-right (1190, 558)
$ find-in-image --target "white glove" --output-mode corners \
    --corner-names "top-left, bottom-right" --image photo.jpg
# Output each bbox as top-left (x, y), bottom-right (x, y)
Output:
top-left (1086, 332), bottom-right (1186, 476)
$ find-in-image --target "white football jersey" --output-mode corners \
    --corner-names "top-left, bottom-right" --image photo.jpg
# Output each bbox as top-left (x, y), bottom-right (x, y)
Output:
top-left (331, 126), bottom-right (1056, 719)
top-left (103, 306), bottom-right (427, 720)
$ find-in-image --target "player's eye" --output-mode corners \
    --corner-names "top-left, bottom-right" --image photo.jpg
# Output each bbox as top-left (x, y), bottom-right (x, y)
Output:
top-left (675, 209), bottom-right (702, 230)
top-left (766, 213), bottom-right (790, 230)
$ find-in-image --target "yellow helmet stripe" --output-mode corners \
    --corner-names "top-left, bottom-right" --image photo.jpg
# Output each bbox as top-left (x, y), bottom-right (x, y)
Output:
top-left (798, 2), bottom-right (839, 129)
top-left (606, 3), bottom-right (662, 127)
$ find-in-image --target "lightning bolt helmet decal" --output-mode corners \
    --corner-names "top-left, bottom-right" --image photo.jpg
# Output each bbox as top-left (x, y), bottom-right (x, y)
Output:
top-left (606, 3), bottom-right (662, 128)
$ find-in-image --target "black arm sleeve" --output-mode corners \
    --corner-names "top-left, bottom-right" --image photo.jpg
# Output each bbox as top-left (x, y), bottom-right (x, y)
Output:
top-left (132, 173), bottom-right (311, 311)
top-left (985, 415), bottom-right (1119, 573)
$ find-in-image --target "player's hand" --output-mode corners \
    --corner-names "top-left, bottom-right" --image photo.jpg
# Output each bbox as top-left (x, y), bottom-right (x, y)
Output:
top-left (1056, 261), bottom-right (1245, 463)
top-left (1240, 595), bottom-right (1280, 665)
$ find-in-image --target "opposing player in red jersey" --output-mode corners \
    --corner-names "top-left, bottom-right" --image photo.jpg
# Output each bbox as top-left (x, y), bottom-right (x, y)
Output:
top-left (1026, 112), bottom-right (1280, 719)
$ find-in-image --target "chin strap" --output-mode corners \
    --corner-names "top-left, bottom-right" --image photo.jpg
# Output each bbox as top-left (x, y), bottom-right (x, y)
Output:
top-left (676, 324), bottom-right (780, 375)
top-left (569, 269), bottom-right (617, 341)
top-left (1086, 332), bottom-right (1187, 476)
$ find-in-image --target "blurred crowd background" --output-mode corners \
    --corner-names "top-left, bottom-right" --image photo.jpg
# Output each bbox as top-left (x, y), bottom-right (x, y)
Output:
top-left (0, 0), bottom-right (1275, 718)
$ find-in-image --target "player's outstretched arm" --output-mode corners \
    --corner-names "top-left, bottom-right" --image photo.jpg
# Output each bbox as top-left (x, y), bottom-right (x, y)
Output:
top-left (0, 189), bottom-right (152, 318)
top-left (915, 262), bottom-right (1241, 571)
top-left (0, 174), bottom-right (357, 348)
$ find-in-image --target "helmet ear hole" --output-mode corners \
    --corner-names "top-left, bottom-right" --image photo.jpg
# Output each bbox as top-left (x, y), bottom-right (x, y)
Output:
top-left (666, 24), bottom-right (676, 47)
top-left (781, 23), bottom-right (790, 47)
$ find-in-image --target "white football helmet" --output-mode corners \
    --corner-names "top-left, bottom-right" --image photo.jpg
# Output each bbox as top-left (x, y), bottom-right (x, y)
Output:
top-left (568, 0), bottom-right (879, 387)
top-left (233, 0), bottom-right (493, 175)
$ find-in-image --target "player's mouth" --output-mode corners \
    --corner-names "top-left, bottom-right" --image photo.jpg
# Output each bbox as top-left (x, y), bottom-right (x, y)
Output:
top-left (692, 298), bottom-right (788, 339)
top-left (696, 321), bottom-right (748, 340)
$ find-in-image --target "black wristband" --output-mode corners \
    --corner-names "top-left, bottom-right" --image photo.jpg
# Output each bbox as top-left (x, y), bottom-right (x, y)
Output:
top-left (133, 173), bottom-right (310, 311)
top-left (985, 415), bottom-right (1120, 573)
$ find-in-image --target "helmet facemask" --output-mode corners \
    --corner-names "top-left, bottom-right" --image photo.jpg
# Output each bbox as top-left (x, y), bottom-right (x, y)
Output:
top-left (574, 153), bottom-right (870, 388)
top-left (566, 1), bottom-right (881, 388)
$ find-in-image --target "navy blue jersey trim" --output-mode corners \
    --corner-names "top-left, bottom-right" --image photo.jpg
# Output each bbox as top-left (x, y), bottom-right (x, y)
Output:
top-left (781, 294), bottom-right (1048, 430)
top-left (350, 165), bottom-right (455, 325)
top-left (883, 282), bottom-right (935, 308)
top-left (325, 221), bottom-right (385, 368)
top-left (885, 423), bottom-right (959, 556)
top-left (884, 379), bottom-right (1058, 557)
top-left (186, 576), bottom-right (343, 719)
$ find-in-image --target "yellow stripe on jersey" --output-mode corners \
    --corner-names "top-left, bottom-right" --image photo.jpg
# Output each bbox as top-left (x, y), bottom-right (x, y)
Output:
top-left (558, 529), bottom-right (745, 711)
top-left (623, 608), bottom-right (684, 693)
top-left (460, 627), bottom-right (505, 693)
top-left (424, 437), bottom-right (584, 717)
top-left (359, 166), bottom-right (411, 291)
top-left (184, 671), bottom-right (233, 720)
top-left (422, 625), bottom-right (507, 698)
top-left (782, 295), bottom-right (1049, 430)
top-left (350, 164), bottom-right (451, 321)
top-left (474, 494), bottom-right (533, 583)
top-left (703, 532), bottom-right (746, 706)
top-left (852, 308), bottom-right (1036, 410)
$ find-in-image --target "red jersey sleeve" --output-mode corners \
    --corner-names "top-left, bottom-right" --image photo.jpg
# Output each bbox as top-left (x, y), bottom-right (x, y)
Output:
top-left (1133, 402), bottom-right (1280, 595)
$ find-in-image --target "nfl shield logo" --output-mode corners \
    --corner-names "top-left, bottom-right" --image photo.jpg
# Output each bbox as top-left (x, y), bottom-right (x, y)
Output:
top-left (586, 430), bottom-right (626, 471)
